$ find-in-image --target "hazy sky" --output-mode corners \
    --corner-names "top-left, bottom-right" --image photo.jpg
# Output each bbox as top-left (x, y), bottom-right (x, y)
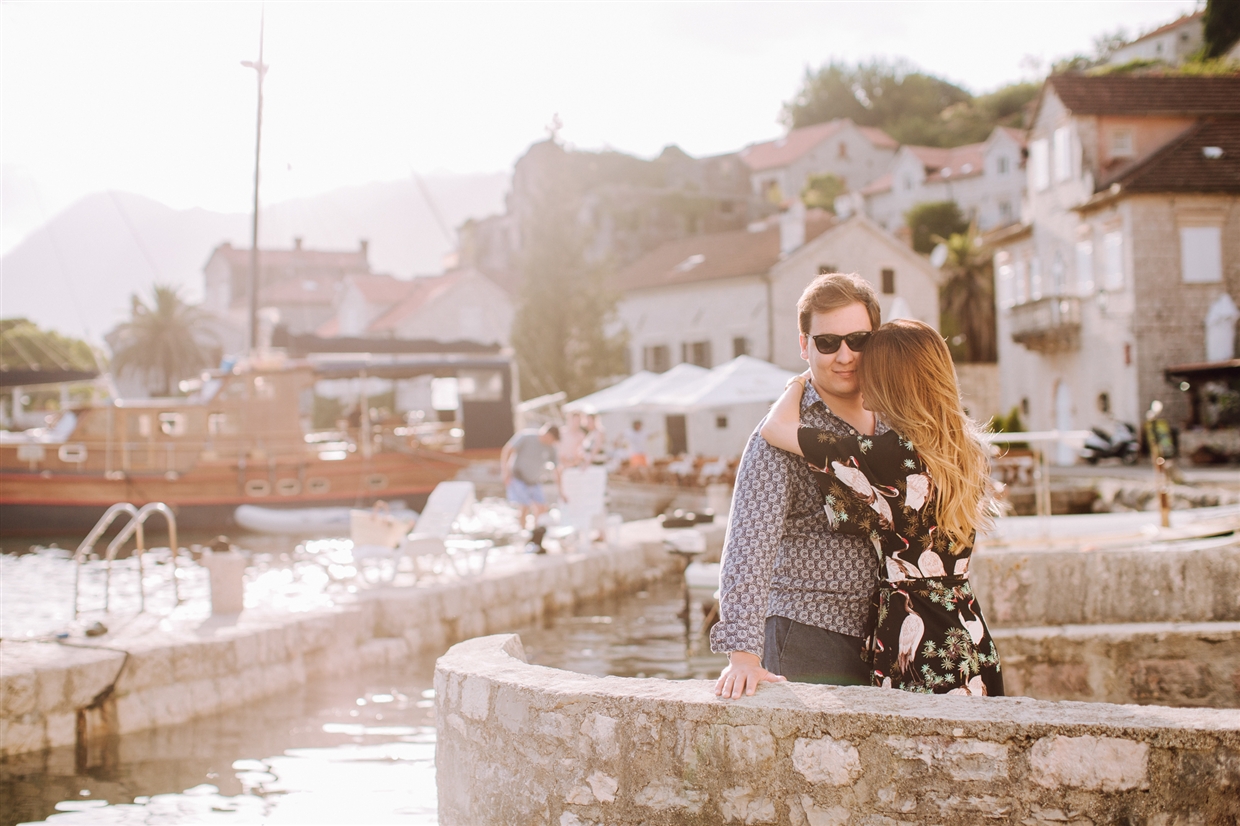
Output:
top-left (1, 0), bottom-right (1198, 253)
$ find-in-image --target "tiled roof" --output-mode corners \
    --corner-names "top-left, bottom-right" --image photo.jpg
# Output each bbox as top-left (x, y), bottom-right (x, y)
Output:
top-left (261, 275), bottom-right (342, 306)
top-left (857, 126), bottom-right (901, 150)
top-left (367, 271), bottom-right (467, 332)
top-left (1047, 74), bottom-right (1240, 116)
top-left (860, 172), bottom-right (893, 196)
top-left (740, 120), bottom-right (897, 172)
top-left (1102, 116), bottom-right (1240, 193)
top-left (611, 211), bottom-right (835, 292)
top-left (907, 143), bottom-right (987, 182)
top-left (211, 242), bottom-right (370, 273)
top-left (347, 273), bottom-right (419, 305)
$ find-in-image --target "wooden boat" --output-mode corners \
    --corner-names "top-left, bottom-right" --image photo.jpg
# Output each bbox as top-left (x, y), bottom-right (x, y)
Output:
top-left (0, 351), bottom-right (515, 535)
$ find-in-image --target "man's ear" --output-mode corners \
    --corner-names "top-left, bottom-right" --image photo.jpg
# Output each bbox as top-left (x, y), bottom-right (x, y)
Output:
top-left (798, 333), bottom-right (810, 361)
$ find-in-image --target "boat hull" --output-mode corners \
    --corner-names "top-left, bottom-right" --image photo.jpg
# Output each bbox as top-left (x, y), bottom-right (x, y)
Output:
top-left (0, 450), bottom-right (481, 536)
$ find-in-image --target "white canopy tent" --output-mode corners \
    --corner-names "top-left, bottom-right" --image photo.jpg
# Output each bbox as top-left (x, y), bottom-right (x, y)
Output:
top-left (642, 356), bottom-right (797, 459)
top-left (564, 363), bottom-right (711, 457)
top-left (564, 357), bottom-right (796, 460)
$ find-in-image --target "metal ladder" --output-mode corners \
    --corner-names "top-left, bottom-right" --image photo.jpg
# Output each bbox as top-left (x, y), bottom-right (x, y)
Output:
top-left (73, 502), bottom-right (181, 619)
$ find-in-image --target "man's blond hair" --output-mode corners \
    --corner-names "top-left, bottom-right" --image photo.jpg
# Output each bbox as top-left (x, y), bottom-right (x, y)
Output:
top-left (797, 272), bottom-right (881, 334)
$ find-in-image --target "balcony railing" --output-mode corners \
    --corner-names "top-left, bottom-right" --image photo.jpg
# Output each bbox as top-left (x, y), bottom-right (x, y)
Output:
top-left (1009, 295), bottom-right (1081, 353)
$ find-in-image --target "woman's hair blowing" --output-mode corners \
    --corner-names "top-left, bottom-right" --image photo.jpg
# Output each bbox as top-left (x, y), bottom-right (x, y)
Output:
top-left (859, 319), bottom-right (994, 550)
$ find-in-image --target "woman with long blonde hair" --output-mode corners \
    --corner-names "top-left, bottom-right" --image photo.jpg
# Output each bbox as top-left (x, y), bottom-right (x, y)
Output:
top-left (761, 318), bottom-right (1003, 696)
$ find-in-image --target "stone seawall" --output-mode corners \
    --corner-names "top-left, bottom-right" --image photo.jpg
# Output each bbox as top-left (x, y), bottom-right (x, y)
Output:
top-left (1, 522), bottom-right (702, 759)
top-left (435, 634), bottom-right (1240, 826)
top-left (969, 539), bottom-right (1240, 627)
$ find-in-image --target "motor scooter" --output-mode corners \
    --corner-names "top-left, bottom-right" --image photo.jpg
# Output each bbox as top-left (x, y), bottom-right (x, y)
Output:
top-left (1080, 421), bottom-right (1139, 465)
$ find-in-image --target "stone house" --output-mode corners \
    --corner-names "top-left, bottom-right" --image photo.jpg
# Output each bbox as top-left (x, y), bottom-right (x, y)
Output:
top-left (611, 207), bottom-right (942, 378)
top-left (1106, 11), bottom-right (1204, 68)
top-left (317, 269), bottom-right (513, 347)
top-left (986, 74), bottom-right (1240, 445)
top-left (202, 238), bottom-right (372, 335)
top-left (851, 127), bottom-right (1027, 233)
top-left (740, 119), bottom-right (899, 206)
top-left (458, 140), bottom-right (761, 291)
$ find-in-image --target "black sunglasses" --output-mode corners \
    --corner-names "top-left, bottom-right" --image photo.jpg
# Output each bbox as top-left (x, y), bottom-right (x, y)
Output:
top-left (811, 331), bottom-right (872, 354)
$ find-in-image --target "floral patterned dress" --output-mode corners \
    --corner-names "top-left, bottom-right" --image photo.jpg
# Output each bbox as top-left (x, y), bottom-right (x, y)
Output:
top-left (798, 426), bottom-right (1003, 696)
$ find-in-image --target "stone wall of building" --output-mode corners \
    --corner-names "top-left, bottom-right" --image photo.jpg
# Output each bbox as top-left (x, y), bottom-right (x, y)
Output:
top-left (435, 633), bottom-right (1240, 826)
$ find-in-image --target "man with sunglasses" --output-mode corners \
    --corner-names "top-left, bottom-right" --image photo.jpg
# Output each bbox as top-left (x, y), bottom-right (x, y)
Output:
top-left (712, 272), bottom-right (885, 698)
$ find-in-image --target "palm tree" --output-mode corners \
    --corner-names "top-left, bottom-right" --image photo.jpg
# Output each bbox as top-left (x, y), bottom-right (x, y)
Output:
top-left (937, 224), bottom-right (997, 363)
top-left (110, 285), bottom-right (218, 396)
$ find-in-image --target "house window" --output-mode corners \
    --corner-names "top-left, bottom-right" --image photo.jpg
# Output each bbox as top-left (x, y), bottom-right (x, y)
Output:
top-left (1103, 230), bottom-right (1124, 291)
top-left (1029, 139), bottom-right (1050, 191)
top-left (1097, 392), bottom-right (1110, 414)
top-left (1051, 253), bottom-right (1066, 295)
top-left (997, 156), bottom-right (1010, 175)
top-left (1029, 257), bottom-right (1043, 301)
top-left (1014, 260), bottom-right (1029, 305)
top-left (732, 336), bottom-right (750, 358)
top-left (715, 415), bottom-right (728, 429)
top-left (1075, 240), bottom-right (1094, 295)
top-left (838, 142), bottom-right (849, 160)
top-left (903, 174), bottom-right (914, 191)
top-left (1180, 226), bottom-right (1223, 283)
top-left (682, 340), bottom-right (712, 368)
top-left (999, 201), bottom-right (1013, 224)
top-left (159, 412), bottom-right (187, 437)
top-left (643, 345), bottom-right (671, 373)
top-left (997, 262), bottom-right (1016, 309)
top-left (881, 268), bottom-right (895, 295)
top-left (817, 264), bottom-right (837, 275)
top-left (1053, 127), bottom-right (1073, 182)
top-left (1111, 129), bottom-right (1135, 159)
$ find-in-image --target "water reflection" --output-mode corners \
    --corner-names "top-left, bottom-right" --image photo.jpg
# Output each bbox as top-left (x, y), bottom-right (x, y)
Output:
top-left (522, 576), bottom-right (726, 681)
top-left (1, 655), bottom-right (440, 826)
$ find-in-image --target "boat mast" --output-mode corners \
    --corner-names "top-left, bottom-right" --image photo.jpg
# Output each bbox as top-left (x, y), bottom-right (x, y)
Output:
top-left (242, 9), bottom-right (268, 355)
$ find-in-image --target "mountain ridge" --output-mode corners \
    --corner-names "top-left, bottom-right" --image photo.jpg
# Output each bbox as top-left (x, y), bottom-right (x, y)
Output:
top-left (0, 172), bottom-right (510, 340)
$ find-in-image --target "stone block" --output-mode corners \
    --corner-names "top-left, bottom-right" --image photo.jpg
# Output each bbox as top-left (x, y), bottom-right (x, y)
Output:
top-left (1029, 734), bottom-right (1149, 791)
top-left (633, 778), bottom-right (707, 814)
top-left (795, 797), bottom-right (852, 826)
top-left (43, 710), bottom-right (74, 749)
top-left (2, 669), bottom-right (37, 717)
top-left (1127, 659), bottom-right (1213, 702)
top-left (119, 648), bottom-right (173, 694)
top-left (579, 713), bottom-right (618, 759)
top-left (884, 735), bottom-right (1009, 781)
top-left (585, 770), bottom-right (618, 803)
top-left (34, 666), bottom-right (68, 714)
top-left (793, 736), bottom-right (862, 786)
top-left (459, 676), bottom-right (490, 721)
top-left (0, 717), bottom-right (44, 755)
top-left (722, 786), bottom-right (777, 824)
top-left (724, 725), bottom-right (777, 767)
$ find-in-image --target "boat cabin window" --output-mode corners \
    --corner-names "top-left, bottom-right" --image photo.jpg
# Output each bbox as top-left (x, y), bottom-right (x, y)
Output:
top-left (458, 370), bottom-right (503, 402)
top-left (431, 378), bottom-right (459, 412)
top-left (135, 414), bottom-right (153, 437)
top-left (208, 413), bottom-right (227, 435)
top-left (159, 412), bottom-right (187, 436)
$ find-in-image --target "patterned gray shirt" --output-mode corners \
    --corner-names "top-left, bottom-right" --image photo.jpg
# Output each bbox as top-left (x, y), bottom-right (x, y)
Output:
top-left (709, 383), bottom-right (884, 657)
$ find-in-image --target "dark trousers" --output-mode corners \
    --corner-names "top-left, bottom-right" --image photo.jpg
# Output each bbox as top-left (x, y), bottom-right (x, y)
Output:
top-left (762, 615), bottom-right (869, 686)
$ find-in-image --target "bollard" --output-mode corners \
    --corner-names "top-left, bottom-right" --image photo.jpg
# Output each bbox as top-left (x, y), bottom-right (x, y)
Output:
top-left (202, 548), bottom-right (247, 614)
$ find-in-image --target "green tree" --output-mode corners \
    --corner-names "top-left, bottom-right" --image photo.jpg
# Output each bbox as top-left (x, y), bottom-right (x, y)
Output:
top-left (938, 224), bottom-right (997, 364)
top-left (1203, 0), bottom-right (1240, 59)
top-left (800, 173), bottom-right (846, 211)
top-left (109, 285), bottom-right (217, 396)
top-left (780, 60), bottom-right (1035, 147)
top-left (905, 201), bottom-right (968, 255)
top-left (1, 318), bottom-right (97, 372)
top-left (510, 145), bottom-right (627, 401)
